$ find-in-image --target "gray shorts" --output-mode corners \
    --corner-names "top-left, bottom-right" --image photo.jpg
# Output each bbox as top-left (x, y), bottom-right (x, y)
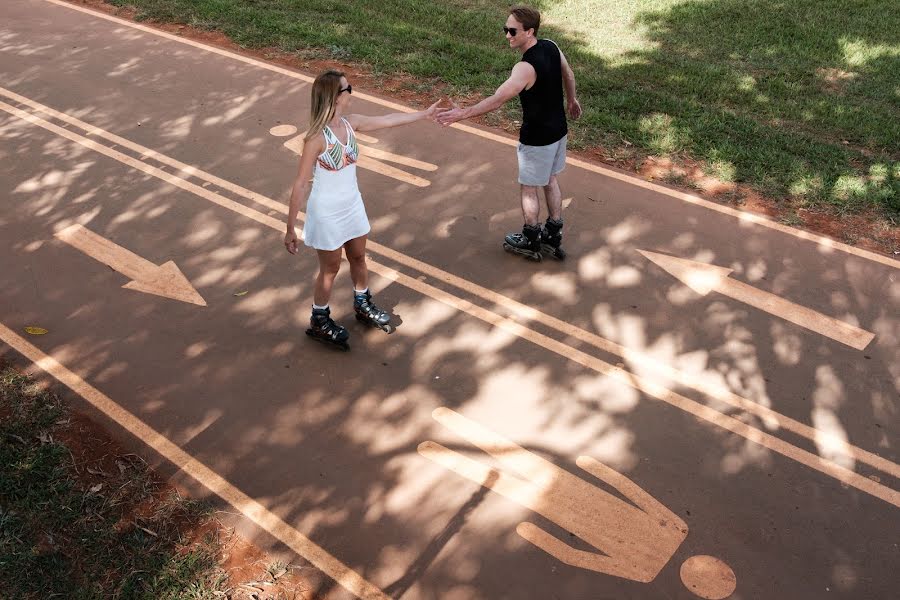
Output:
top-left (517, 135), bottom-right (567, 186)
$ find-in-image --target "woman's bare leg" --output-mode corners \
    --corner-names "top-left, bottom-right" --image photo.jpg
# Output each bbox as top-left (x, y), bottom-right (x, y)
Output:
top-left (313, 248), bottom-right (343, 306)
top-left (343, 235), bottom-right (369, 291)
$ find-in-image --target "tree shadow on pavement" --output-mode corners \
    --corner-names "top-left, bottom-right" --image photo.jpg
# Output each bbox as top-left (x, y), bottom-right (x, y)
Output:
top-left (1, 5), bottom-right (898, 599)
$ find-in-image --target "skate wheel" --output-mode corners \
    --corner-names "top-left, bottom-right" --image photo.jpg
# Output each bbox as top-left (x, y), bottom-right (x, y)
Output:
top-left (356, 313), bottom-right (393, 334)
top-left (306, 328), bottom-right (351, 351)
top-left (540, 244), bottom-right (566, 261)
top-left (503, 243), bottom-right (542, 262)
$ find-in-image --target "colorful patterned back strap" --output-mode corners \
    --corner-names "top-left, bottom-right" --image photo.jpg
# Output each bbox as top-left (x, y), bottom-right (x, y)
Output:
top-left (318, 118), bottom-right (359, 171)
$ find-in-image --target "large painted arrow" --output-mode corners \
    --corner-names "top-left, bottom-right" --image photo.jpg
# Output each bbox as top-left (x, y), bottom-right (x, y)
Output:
top-left (56, 224), bottom-right (206, 306)
top-left (639, 250), bottom-right (873, 350)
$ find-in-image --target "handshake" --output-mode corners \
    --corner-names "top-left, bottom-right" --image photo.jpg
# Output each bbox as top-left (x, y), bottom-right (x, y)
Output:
top-left (420, 99), bottom-right (470, 127)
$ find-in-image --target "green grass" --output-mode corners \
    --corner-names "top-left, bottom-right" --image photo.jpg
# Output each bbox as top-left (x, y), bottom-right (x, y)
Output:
top-left (105, 0), bottom-right (899, 216)
top-left (0, 366), bottom-right (226, 599)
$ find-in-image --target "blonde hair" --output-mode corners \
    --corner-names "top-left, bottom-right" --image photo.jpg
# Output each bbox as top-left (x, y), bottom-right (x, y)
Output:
top-left (305, 69), bottom-right (345, 142)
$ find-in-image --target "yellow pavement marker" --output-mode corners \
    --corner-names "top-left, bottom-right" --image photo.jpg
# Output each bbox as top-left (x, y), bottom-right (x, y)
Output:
top-left (421, 407), bottom-right (736, 597)
top-left (56, 224), bottom-right (206, 306)
top-left (639, 250), bottom-right (875, 350)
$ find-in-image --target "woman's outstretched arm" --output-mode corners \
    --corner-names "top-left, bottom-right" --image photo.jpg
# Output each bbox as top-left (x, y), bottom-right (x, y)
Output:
top-left (347, 100), bottom-right (440, 133)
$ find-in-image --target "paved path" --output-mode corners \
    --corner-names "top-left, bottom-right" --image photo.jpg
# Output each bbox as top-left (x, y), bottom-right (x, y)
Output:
top-left (1, 1), bottom-right (898, 598)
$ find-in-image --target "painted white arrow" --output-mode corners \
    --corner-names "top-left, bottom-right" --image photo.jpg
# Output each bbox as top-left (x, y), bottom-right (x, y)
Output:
top-left (639, 250), bottom-right (873, 350)
top-left (56, 224), bottom-right (206, 306)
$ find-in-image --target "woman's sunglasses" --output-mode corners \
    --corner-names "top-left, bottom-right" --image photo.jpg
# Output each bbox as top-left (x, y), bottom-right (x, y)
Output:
top-left (503, 26), bottom-right (518, 36)
top-left (339, 84), bottom-right (353, 95)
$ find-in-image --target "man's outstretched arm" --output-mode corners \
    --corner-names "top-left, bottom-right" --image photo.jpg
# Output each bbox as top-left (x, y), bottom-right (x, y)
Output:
top-left (436, 62), bottom-right (535, 126)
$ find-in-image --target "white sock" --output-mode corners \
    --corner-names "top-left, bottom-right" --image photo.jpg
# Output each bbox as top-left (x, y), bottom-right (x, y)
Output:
top-left (312, 303), bottom-right (329, 310)
top-left (354, 288), bottom-right (368, 295)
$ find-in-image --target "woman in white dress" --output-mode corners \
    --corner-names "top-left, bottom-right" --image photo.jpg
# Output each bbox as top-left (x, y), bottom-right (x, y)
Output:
top-left (284, 70), bottom-right (438, 349)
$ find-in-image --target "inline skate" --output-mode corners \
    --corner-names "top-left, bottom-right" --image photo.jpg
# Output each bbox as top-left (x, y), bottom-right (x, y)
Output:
top-left (354, 290), bottom-right (393, 333)
top-left (305, 306), bottom-right (350, 351)
top-left (540, 217), bottom-right (566, 260)
top-left (503, 223), bottom-right (543, 261)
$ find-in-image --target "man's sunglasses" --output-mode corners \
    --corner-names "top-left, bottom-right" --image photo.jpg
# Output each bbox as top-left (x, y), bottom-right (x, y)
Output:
top-left (503, 26), bottom-right (519, 36)
top-left (339, 84), bottom-right (352, 95)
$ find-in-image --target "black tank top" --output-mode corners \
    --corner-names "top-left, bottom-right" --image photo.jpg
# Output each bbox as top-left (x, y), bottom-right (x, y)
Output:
top-left (519, 39), bottom-right (567, 146)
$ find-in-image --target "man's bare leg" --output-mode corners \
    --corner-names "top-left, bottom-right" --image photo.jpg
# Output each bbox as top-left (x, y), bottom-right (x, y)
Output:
top-left (520, 184), bottom-right (542, 225)
top-left (504, 185), bottom-right (544, 260)
top-left (540, 175), bottom-right (566, 259)
top-left (543, 175), bottom-right (562, 220)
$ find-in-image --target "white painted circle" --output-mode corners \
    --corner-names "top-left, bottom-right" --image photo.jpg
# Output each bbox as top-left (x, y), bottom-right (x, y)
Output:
top-left (269, 124), bottom-right (297, 137)
top-left (680, 555), bottom-right (737, 599)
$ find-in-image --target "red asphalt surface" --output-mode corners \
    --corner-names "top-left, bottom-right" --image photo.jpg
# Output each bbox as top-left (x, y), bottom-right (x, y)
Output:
top-left (1, 1), bottom-right (898, 599)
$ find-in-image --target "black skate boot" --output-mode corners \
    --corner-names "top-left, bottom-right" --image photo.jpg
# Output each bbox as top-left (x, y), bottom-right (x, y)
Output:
top-left (503, 223), bottom-right (543, 261)
top-left (305, 306), bottom-right (350, 351)
top-left (354, 290), bottom-right (393, 333)
top-left (540, 217), bottom-right (566, 260)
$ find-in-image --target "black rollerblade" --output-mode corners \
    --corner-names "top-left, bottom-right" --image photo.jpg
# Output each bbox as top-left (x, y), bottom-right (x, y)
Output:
top-left (354, 290), bottom-right (393, 333)
top-left (540, 217), bottom-right (566, 260)
top-left (305, 306), bottom-right (350, 351)
top-left (503, 223), bottom-right (543, 261)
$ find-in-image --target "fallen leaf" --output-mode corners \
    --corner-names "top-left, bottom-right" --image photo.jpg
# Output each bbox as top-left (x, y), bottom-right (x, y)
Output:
top-left (233, 290), bottom-right (249, 297)
top-left (87, 466), bottom-right (108, 477)
top-left (24, 326), bottom-right (48, 335)
top-left (89, 483), bottom-right (103, 493)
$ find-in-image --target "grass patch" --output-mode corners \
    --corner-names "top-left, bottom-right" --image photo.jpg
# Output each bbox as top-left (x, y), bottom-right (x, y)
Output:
top-left (101, 0), bottom-right (898, 217)
top-left (0, 365), bottom-right (225, 599)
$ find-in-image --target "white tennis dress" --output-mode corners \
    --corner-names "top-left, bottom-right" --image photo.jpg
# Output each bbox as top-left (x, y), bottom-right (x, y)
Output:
top-left (302, 118), bottom-right (371, 250)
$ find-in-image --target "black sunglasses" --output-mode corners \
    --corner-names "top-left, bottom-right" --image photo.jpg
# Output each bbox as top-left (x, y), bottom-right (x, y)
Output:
top-left (503, 26), bottom-right (518, 36)
top-left (339, 84), bottom-right (352, 95)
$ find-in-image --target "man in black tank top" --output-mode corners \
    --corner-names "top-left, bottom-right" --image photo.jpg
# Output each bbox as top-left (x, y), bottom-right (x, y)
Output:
top-left (437, 5), bottom-right (581, 261)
